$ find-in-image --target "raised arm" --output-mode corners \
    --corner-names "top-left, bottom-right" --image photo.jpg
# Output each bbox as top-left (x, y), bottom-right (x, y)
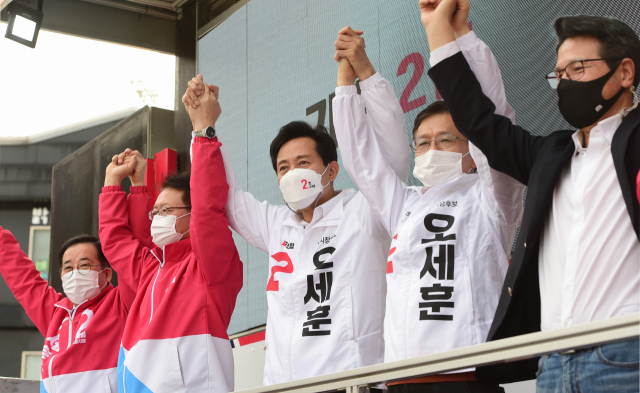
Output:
top-left (335, 26), bottom-right (411, 182)
top-left (125, 150), bottom-right (153, 249)
top-left (333, 84), bottom-right (411, 235)
top-left (99, 154), bottom-right (153, 294)
top-left (429, 19), bottom-right (525, 244)
top-left (0, 227), bottom-right (61, 336)
top-left (183, 77), bottom-right (287, 253)
top-left (422, 0), bottom-right (543, 184)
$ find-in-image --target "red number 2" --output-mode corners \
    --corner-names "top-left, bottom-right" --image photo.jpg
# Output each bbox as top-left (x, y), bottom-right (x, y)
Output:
top-left (397, 53), bottom-right (426, 113)
top-left (267, 252), bottom-right (294, 292)
top-left (301, 179), bottom-right (308, 189)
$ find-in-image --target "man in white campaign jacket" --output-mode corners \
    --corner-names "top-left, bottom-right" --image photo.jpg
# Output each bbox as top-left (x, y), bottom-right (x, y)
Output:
top-left (333, 4), bottom-right (524, 392)
top-left (182, 42), bottom-right (409, 384)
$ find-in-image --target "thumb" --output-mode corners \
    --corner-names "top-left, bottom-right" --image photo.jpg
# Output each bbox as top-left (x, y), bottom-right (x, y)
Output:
top-left (353, 29), bottom-right (364, 36)
top-left (127, 156), bottom-right (137, 172)
top-left (210, 84), bottom-right (219, 99)
top-left (203, 82), bottom-right (211, 96)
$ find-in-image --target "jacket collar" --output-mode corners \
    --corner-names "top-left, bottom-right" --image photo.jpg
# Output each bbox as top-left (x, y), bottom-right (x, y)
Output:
top-left (54, 283), bottom-right (114, 312)
top-left (283, 189), bottom-right (356, 229)
top-left (151, 238), bottom-right (192, 266)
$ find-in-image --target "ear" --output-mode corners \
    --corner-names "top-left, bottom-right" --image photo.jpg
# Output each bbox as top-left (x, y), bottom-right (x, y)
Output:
top-left (104, 267), bottom-right (113, 283)
top-left (328, 161), bottom-right (340, 182)
top-left (620, 58), bottom-right (635, 89)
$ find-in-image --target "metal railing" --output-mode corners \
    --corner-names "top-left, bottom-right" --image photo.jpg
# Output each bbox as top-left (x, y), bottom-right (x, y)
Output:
top-left (0, 377), bottom-right (39, 393)
top-left (236, 313), bottom-right (640, 393)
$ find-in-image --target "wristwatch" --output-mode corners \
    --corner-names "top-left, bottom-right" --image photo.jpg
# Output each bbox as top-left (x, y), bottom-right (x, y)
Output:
top-left (193, 126), bottom-right (216, 138)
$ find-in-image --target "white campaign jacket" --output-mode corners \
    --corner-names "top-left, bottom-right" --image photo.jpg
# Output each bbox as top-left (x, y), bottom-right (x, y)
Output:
top-left (198, 79), bottom-right (410, 385)
top-left (333, 32), bottom-right (525, 366)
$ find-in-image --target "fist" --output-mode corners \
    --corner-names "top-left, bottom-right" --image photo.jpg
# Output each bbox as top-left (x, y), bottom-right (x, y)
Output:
top-left (121, 149), bottom-right (146, 186)
top-left (105, 153), bottom-right (136, 186)
top-left (189, 82), bottom-right (221, 132)
top-left (334, 26), bottom-right (375, 82)
top-left (419, 0), bottom-right (458, 27)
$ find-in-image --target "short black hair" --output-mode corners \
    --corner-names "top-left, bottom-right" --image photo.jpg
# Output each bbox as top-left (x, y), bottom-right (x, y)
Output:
top-left (412, 100), bottom-right (450, 138)
top-left (554, 15), bottom-right (640, 86)
top-left (161, 171), bottom-right (191, 208)
top-left (58, 235), bottom-right (109, 269)
top-left (269, 121), bottom-right (338, 172)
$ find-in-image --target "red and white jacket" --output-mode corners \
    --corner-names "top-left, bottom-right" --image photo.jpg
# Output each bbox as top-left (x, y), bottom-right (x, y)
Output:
top-left (0, 224), bottom-right (141, 393)
top-left (99, 137), bottom-right (243, 393)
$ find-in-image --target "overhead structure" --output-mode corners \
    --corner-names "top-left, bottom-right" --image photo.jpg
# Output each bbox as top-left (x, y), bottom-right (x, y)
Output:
top-left (4, 0), bottom-right (43, 48)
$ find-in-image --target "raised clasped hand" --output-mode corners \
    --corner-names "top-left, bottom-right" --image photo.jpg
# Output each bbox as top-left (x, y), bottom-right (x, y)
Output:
top-left (181, 75), bottom-right (221, 132)
top-left (334, 26), bottom-right (376, 86)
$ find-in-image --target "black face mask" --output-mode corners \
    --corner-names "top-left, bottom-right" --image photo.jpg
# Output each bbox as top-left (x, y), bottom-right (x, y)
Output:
top-left (557, 64), bottom-right (625, 129)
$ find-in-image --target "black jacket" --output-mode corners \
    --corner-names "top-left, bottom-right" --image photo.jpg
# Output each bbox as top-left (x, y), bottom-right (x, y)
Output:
top-left (428, 52), bottom-right (640, 384)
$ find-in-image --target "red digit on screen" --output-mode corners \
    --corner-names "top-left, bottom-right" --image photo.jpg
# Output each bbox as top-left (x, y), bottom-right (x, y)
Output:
top-left (397, 53), bottom-right (427, 113)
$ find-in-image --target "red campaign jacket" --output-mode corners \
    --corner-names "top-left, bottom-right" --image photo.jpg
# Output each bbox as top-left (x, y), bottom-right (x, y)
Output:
top-left (99, 137), bottom-right (243, 393)
top-left (0, 224), bottom-right (142, 393)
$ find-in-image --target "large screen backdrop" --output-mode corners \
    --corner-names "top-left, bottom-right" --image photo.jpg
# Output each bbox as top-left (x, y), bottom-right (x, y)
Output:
top-left (197, 0), bottom-right (640, 335)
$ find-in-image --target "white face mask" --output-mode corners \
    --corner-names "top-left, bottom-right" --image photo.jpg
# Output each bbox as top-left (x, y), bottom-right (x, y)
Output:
top-left (62, 269), bottom-right (107, 304)
top-left (413, 150), bottom-right (470, 188)
top-left (151, 213), bottom-right (190, 248)
top-left (279, 166), bottom-right (330, 212)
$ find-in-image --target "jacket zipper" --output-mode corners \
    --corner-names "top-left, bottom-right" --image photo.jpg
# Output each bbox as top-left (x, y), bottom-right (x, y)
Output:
top-left (68, 311), bottom-right (74, 349)
top-left (149, 250), bottom-right (164, 323)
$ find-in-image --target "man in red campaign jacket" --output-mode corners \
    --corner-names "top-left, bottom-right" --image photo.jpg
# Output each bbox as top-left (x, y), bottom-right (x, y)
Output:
top-left (99, 82), bottom-right (243, 393)
top-left (0, 227), bottom-right (147, 392)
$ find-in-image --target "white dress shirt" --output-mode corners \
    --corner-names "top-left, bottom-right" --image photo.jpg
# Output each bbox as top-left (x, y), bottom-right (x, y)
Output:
top-left (539, 111), bottom-right (640, 331)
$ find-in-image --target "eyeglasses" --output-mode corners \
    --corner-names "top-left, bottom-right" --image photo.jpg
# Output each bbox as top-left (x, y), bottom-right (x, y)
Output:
top-left (148, 206), bottom-right (191, 220)
top-left (60, 263), bottom-right (103, 277)
top-left (545, 58), bottom-right (622, 89)
top-left (411, 133), bottom-right (468, 153)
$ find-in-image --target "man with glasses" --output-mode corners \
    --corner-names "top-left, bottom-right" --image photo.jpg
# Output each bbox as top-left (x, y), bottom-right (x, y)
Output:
top-left (0, 230), bottom-right (141, 392)
top-left (425, 0), bottom-right (640, 389)
top-left (333, 4), bottom-right (524, 391)
top-left (98, 81), bottom-right (243, 393)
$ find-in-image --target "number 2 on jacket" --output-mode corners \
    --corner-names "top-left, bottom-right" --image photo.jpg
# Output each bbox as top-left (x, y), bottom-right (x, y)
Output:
top-left (267, 252), bottom-right (294, 291)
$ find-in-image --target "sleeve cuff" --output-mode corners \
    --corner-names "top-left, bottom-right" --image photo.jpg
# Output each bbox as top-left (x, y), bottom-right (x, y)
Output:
top-left (455, 30), bottom-right (478, 51)
top-left (129, 186), bottom-right (148, 194)
top-left (102, 185), bottom-right (123, 193)
top-left (429, 40), bottom-right (461, 67)
top-left (358, 72), bottom-right (384, 92)
top-left (193, 136), bottom-right (220, 144)
top-left (335, 85), bottom-right (358, 96)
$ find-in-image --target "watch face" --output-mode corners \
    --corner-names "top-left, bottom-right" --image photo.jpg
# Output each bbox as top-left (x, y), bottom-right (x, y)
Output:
top-left (206, 126), bottom-right (216, 138)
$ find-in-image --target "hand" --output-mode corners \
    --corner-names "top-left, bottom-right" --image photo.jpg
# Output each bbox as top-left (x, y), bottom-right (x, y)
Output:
top-left (182, 75), bottom-right (205, 111)
top-left (420, 0), bottom-right (457, 51)
top-left (105, 152), bottom-right (136, 186)
top-left (419, 0), bottom-right (457, 28)
top-left (334, 26), bottom-right (376, 82)
top-left (190, 82), bottom-right (221, 132)
top-left (121, 149), bottom-right (146, 186)
top-left (451, 0), bottom-right (470, 37)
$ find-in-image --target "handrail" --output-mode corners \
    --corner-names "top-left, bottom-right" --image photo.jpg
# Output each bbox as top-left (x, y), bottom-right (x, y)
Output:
top-left (236, 313), bottom-right (640, 393)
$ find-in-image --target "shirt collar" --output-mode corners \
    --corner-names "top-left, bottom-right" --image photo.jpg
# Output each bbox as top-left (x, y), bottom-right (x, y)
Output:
top-left (571, 108), bottom-right (632, 152)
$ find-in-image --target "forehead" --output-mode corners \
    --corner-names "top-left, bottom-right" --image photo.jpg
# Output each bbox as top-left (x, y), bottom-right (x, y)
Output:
top-left (155, 188), bottom-right (184, 208)
top-left (557, 36), bottom-right (601, 67)
top-left (277, 137), bottom-right (321, 162)
top-left (415, 113), bottom-right (463, 139)
top-left (62, 243), bottom-right (98, 264)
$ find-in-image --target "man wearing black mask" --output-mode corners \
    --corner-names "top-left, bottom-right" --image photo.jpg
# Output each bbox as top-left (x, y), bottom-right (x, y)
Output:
top-left (422, 0), bottom-right (640, 391)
